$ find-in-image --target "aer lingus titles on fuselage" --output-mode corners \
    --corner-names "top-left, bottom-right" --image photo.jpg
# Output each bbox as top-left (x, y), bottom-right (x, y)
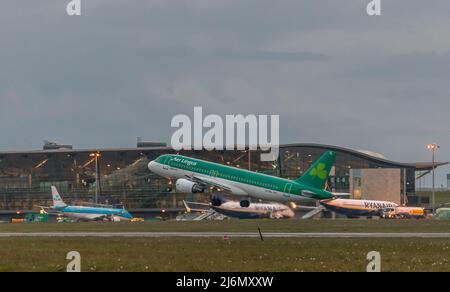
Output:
top-left (148, 151), bottom-right (336, 204)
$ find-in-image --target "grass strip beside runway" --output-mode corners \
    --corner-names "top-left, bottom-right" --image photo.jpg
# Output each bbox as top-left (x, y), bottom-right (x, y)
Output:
top-left (1, 219), bottom-right (450, 233)
top-left (0, 237), bottom-right (448, 272)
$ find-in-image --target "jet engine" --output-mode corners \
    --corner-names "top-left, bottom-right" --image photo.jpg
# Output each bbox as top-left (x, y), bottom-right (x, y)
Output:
top-left (240, 200), bottom-right (250, 208)
top-left (175, 179), bottom-right (204, 193)
top-left (211, 197), bottom-right (223, 207)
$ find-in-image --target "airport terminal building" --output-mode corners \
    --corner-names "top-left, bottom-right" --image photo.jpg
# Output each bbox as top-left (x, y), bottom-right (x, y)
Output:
top-left (0, 142), bottom-right (446, 216)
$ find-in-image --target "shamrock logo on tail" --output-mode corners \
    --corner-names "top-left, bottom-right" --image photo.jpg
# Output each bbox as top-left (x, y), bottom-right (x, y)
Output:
top-left (310, 163), bottom-right (328, 180)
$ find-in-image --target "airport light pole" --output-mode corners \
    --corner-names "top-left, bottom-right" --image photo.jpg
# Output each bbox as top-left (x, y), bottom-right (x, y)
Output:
top-left (90, 152), bottom-right (101, 204)
top-left (248, 149), bottom-right (251, 171)
top-left (427, 144), bottom-right (439, 215)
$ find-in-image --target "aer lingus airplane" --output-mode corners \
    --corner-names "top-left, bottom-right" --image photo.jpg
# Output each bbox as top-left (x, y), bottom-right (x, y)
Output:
top-left (148, 151), bottom-right (336, 206)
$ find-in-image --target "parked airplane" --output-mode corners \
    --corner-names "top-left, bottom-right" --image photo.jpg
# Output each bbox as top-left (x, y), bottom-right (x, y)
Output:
top-left (183, 196), bottom-right (295, 219)
top-left (301, 198), bottom-right (425, 219)
top-left (302, 198), bottom-right (399, 219)
top-left (148, 151), bottom-right (336, 207)
top-left (37, 186), bottom-right (133, 221)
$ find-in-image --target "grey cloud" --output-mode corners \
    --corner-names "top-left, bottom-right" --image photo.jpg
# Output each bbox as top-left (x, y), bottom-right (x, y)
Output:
top-left (353, 52), bottom-right (450, 80)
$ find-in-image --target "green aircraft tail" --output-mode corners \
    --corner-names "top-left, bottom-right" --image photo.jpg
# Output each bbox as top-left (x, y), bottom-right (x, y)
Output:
top-left (296, 151), bottom-right (336, 190)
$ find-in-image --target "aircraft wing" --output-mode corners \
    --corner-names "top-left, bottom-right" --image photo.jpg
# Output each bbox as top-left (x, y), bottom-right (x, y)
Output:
top-left (189, 174), bottom-right (248, 196)
top-left (214, 205), bottom-right (270, 216)
top-left (96, 215), bottom-right (113, 221)
top-left (34, 205), bottom-right (51, 210)
top-left (332, 193), bottom-right (351, 198)
top-left (293, 204), bottom-right (320, 211)
top-left (90, 214), bottom-right (123, 221)
top-left (33, 205), bottom-right (62, 215)
top-left (302, 206), bottom-right (326, 219)
top-left (183, 200), bottom-right (212, 213)
top-left (184, 201), bottom-right (210, 207)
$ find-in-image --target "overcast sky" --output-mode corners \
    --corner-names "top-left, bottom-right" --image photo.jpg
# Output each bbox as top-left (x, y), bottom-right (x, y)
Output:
top-left (1, 0), bottom-right (449, 186)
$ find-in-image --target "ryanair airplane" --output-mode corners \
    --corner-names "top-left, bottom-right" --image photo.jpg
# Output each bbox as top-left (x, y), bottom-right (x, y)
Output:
top-left (308, 198), bottom-right (398, 219)
top-left (302, 198), bottom-right (426, 219)
top-left (183, 196), bottom-right (295, 219)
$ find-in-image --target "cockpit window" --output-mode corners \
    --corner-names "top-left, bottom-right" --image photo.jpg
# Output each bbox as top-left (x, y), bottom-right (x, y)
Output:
top-left (155, 155), bottom-right (169, 163)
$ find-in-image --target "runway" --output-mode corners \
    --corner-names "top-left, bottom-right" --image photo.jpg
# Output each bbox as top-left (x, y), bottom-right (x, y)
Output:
top-left (1, 232), bottom-right (450, 238)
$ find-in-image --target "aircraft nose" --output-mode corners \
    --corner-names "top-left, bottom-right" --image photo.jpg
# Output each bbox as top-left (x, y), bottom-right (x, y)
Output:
top-left (148, 160), bottom-right (156, 172)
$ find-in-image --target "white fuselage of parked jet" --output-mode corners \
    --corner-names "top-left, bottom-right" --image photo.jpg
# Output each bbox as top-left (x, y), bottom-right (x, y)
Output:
top-left (213, 200), bottom-right (295, 219)
top-left (184, 198), bottom-right (295, 219)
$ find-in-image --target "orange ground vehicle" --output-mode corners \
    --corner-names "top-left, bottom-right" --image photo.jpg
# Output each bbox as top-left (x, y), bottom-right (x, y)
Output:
top-left (381, 207), bottom-right (426, 219)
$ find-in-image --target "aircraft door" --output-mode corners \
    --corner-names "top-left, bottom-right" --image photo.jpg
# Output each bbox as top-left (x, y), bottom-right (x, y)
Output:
top-left (162, 156), bottom-right (170, 170)
top-left (284, 183), bottom-right (293, 194)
